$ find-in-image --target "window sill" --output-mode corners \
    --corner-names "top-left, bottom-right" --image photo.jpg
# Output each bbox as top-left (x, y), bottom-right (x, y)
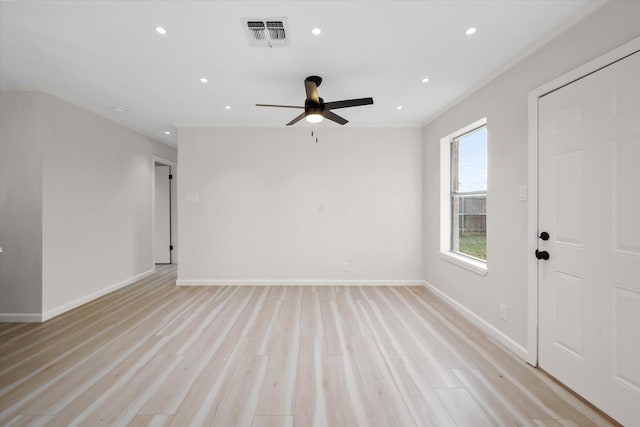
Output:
top-left (440, 251), bottom-right (488, 276)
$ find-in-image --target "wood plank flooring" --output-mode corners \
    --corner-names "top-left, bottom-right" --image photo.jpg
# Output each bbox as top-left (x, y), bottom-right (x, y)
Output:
top-left (0, 265), bottom-right (618, 426)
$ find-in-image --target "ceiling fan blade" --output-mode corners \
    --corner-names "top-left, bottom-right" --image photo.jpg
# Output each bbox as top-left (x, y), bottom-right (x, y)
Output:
top-left (324, 110), bottom-right (348, 125)
top-left (323, 97), bottom-right (374, 110)
top-left (305, 80), bottom-right (320, 104)
top-left (256, 104), bottom-right (304, 109)
top-left (286, 112), bottom-right (306, 126)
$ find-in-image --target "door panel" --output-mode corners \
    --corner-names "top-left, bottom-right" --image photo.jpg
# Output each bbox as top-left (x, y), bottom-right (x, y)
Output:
top-left (554, 149), bottom-right (584, 247)
top-left (612, 285), bottom-right (640, 392)
top-left (612, 139), bottom-right (640, 256)
top-left (553, 271), bottom-right (583, 359)
top-left (538, 51), bottom-right (640, 426)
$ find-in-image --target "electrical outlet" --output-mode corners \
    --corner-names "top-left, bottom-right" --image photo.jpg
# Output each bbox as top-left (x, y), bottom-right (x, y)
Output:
top-left (342, 262), bottom-right (349, 272)
top-left (499, 304), bottom-right (507, 321)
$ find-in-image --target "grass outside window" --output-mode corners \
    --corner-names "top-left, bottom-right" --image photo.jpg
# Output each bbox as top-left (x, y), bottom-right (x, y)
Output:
top-left (458, 231), bottom-right (486, 260)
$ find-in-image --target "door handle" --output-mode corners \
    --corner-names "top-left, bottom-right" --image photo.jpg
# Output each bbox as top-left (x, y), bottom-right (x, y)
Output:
top-left (535, 249), bottom-right (550, 260)
top-left (539, 232), bottom-right (550, 241)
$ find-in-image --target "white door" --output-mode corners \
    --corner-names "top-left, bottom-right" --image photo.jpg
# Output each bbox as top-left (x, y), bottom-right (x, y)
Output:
top-left (538, 51), bottom-right (640, 425)
top-left (154, 164), bottom-right (171, 264)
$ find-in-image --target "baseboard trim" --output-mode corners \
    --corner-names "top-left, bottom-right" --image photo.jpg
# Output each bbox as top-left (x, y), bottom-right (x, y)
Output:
top-left (41, 268), bottom-right (155, 322)
top-left (423, 280), bottom-right (529, 362)
top-left (176, 279), bottom-right (426, 287)
top-left (0, 313), bottom-right (44, 323)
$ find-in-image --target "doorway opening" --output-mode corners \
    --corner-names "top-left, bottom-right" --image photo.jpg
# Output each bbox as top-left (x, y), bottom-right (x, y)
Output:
top-left (153, 157), bottom-right (177, 265)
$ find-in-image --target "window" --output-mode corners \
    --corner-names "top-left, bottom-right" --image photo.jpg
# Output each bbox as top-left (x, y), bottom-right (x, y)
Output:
top-left (440, 118), bottom-right (487, 274)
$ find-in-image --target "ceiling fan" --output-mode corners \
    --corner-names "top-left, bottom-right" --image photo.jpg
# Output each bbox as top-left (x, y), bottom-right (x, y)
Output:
top-left (256, 75), bottom-right (374, 126)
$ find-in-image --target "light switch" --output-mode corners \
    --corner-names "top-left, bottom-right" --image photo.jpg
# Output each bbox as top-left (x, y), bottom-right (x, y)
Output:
top-left (519, 185), bottom-right (527, 202)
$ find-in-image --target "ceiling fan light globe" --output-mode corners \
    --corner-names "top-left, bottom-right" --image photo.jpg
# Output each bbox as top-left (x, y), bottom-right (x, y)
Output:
top-left (305, 113), bottom-right (324, 123)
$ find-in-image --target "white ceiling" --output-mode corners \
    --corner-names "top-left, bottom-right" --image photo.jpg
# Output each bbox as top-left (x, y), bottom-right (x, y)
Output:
top-left (0, 1), bottom-right (599, 146)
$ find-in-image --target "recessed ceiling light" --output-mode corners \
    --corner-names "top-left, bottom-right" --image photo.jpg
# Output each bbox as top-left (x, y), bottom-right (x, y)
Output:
top-left (112, 105), bottom-right (126, 113)
top-left (465, 27), bottom-right (477, 36)
top-left (421, 77), bottom-right (430, 83)
top-left (225, 105), bottom-right (231, 110)
top-left (396, 105), bottom-right (403, 110)
top-left (200, 77), bottom-right (208, 83)
top-left (164, 130), bottom-right (171, 135)
top-left (312, 27), bottom-right (322, 36)
top-left (155, 26), bottom-right (167, 35)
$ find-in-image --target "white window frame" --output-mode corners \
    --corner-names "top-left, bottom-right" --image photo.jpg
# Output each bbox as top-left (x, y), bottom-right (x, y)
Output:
top-left (440, 117), bottom-right (488, 275)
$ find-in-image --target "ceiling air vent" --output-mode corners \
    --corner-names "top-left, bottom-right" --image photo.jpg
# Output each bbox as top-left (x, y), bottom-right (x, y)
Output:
top-left (243, 18), bottom-right (289, 48)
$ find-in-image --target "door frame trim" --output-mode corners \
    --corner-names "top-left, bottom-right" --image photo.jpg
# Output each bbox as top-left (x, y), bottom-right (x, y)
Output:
top-left (152, 156), bottom-right (178, 267)
top-left (526, 36), bottom-right (640, 367)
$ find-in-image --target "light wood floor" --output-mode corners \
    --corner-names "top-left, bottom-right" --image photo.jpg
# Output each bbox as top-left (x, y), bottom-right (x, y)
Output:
top-left (0, 265), bottom-right (618, 427)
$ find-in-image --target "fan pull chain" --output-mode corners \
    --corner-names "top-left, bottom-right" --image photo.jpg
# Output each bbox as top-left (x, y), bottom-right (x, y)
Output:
top-left (311, 127), bottom-right (319, 143)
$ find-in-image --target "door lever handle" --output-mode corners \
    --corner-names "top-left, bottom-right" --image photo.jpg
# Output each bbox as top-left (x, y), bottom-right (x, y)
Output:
top-left (535, 249), bottom-right (550, 260)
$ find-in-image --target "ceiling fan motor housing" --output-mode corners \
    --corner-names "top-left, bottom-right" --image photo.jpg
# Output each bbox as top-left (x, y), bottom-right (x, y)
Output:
top-left (305, 97), bottom-right (324, 116)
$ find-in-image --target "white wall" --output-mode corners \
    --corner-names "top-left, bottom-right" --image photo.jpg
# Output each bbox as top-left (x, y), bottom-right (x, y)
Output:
top-left (0, 92), bottom-right (43, 319)
top-left (178, 127), bottom-right (423, 284)
top-left (0, 91), bottom-right (177, 320)
top-left (40, 92), bottom-right (177, 316)
top-left (422, 1), bottom-right (640, 351)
